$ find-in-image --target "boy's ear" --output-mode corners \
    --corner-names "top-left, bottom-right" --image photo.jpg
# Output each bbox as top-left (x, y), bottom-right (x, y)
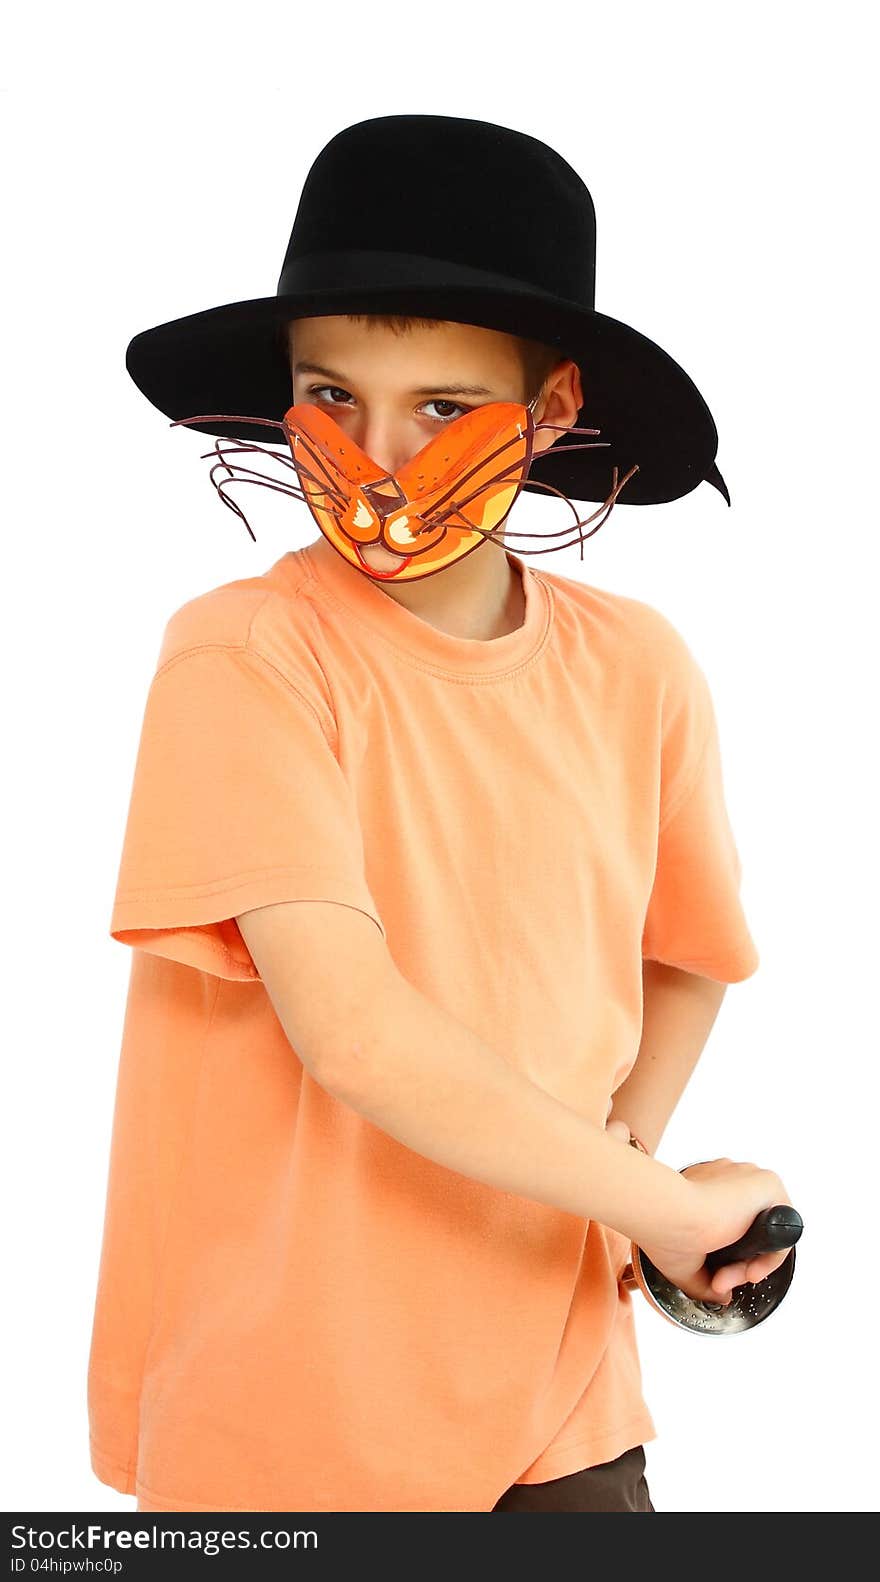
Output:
top-left (532, 363), bottom-right (585, 457)
top-left (546, 357), bottom-right (583, 415)
top-left (571, 360), bottom-right (584, 411)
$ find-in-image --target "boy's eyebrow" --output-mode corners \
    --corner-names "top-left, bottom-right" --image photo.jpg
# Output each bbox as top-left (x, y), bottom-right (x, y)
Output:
top-left (293, 360), bottom-right (494, 398)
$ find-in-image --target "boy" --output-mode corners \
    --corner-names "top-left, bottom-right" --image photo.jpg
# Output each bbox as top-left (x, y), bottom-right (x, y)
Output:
top-left (87, 114), bottom-right (791, 1513)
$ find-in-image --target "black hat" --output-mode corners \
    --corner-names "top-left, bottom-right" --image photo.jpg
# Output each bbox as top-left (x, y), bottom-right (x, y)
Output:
top-left (125, 114), bottom-right (730, 509)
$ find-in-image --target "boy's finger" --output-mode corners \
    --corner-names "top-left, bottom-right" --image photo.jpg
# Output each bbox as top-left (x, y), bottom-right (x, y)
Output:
top-left (605, 1120), bottom-right (632, 1145)
top-left (746, 1251), bottom-right (791, 1283)
top-left (712, 1250), bottom-right (791, 1294)
top-left (710, 1261), bottom-right (748, 1294)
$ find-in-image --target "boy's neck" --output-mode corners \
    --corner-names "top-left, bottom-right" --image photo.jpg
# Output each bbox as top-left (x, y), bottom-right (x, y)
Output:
top-left (308, 533), bottom-right (527, 643)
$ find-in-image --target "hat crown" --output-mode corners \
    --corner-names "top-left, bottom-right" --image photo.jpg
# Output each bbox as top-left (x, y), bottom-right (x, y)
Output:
top-left (278, 115), bottom-right (597, 308)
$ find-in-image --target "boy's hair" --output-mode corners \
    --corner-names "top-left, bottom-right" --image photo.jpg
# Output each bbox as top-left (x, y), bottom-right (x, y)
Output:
top-left (277, 314), bottom-right (563, 404)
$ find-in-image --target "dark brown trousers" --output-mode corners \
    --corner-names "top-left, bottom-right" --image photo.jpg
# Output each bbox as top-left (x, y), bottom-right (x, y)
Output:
top-left (491, 1444), bottom-right (655, 1512)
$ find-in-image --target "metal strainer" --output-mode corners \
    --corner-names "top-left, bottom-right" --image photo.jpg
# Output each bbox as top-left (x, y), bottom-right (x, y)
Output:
top-left (620, 1152), bottom-right (803, 1335)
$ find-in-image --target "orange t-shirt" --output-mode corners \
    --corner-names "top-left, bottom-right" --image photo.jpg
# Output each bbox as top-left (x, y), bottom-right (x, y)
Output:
top-left (87, 533), bottom-right (760, 1512)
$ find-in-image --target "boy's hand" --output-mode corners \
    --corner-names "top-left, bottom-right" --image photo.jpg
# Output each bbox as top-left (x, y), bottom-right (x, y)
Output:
top-left (605, 1118), bottom-right (634, 1147)
top-left (676, 1158), bottom-right (796, 1299)
top-left (603, 1114), bottom-right (794, 1303)
top-left (604, 1097), bottom-right (632, 1148)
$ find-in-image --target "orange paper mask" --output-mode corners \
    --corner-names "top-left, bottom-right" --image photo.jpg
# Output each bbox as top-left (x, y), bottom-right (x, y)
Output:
top-left (282, 397), bottom-right (539, 582)
top-left (171, 401), bottom-right (638, 579)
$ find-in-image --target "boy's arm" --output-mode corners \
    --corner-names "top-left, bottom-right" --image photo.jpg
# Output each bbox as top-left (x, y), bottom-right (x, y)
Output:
top-left (607, 959), bottom-right (728, 1156)
top-left (237, 898), bottom-right (700, 1248)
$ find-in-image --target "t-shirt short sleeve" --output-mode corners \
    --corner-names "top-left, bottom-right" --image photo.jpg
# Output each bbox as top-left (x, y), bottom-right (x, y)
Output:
top-left (641, 635), bottom-right (760, 984)
top-left (109, 642), bottom-right (386, 980)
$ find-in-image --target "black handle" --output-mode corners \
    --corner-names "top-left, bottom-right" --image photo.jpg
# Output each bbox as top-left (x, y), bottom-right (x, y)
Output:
top-left (704, 1205), bottom-right (803, 1273)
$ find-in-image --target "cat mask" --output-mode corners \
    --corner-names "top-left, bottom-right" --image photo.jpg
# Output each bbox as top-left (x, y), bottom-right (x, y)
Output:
top-left (170, 398), bottom-right (638, 581)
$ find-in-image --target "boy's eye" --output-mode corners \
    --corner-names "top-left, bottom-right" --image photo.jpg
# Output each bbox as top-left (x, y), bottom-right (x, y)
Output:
top-left (422, 399), bottom-right (469, 423)
top-left (308, 385), bottom-right (356, 409)
top-left (306, 385), bottom-right (470, 424)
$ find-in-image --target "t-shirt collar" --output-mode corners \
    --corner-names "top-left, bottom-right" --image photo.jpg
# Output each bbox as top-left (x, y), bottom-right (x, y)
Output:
top-left (290, 533), bottom-right (552, 677)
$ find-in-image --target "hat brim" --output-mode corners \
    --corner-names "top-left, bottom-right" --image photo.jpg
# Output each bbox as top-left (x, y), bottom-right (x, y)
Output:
top-left (125, 252), bottom-right (725, 507)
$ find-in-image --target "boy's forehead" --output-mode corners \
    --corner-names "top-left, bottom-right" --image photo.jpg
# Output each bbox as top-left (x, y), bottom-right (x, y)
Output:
top-left (287, 314), bottom-right (523, 383)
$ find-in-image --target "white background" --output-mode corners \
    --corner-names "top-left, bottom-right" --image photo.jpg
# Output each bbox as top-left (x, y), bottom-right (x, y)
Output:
top-left (3, 0), bottom-right (877, 1516)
